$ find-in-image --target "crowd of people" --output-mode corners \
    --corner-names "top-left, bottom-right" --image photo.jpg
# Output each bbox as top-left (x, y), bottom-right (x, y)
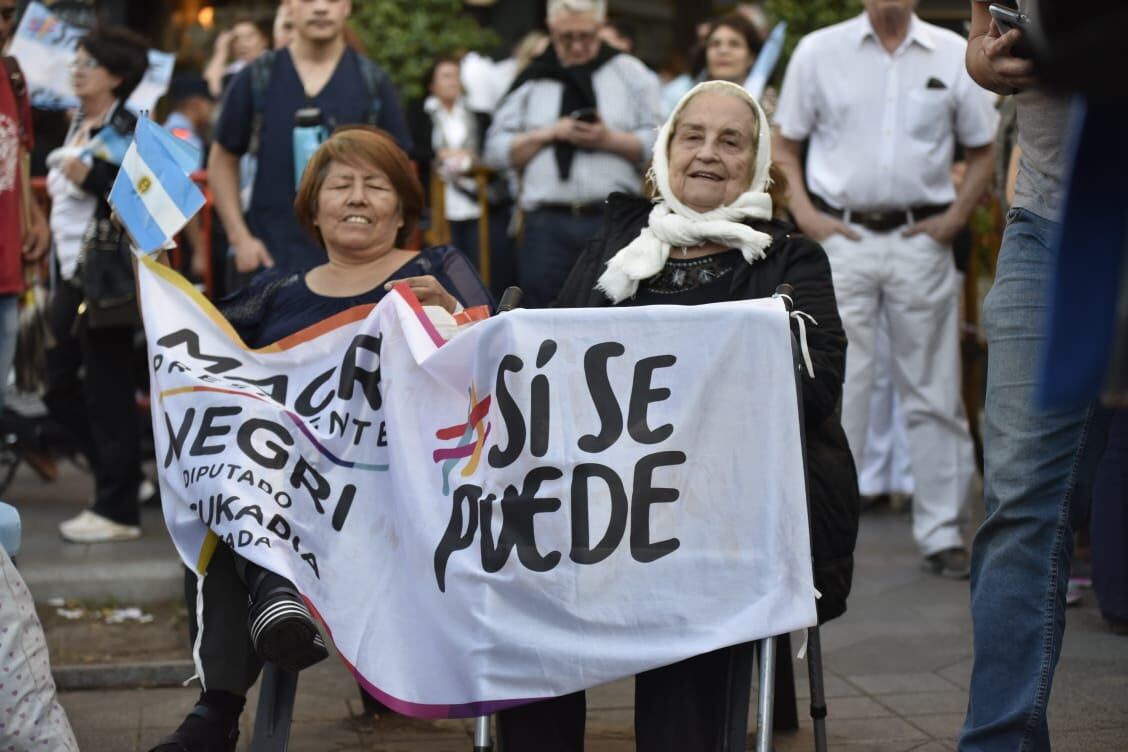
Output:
top-left (0, 0), bottom-right (1123, 750)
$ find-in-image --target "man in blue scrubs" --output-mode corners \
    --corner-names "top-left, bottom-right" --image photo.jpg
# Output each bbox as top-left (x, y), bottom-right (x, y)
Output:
top-left (208, 0), bottom-right (411, 276)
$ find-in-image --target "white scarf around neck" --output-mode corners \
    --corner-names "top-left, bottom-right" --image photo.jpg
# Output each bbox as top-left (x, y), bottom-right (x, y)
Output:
top-left (596, 80), bottom-right (776, 303)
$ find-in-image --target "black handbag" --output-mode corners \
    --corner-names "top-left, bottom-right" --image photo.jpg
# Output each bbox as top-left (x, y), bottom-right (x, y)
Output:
top-left (77, 217), bottom-right (139, 330)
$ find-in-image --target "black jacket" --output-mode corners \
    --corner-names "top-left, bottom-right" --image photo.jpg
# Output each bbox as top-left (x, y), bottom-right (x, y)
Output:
top-left (557, 193), bottom-right (860, 623)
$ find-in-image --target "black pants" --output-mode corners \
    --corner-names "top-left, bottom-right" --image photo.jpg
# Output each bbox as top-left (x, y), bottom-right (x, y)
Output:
top-left (1092, 409), bottom-right (1128, 621)
top-left (497, 646), bottom-right (734, 752)
top-left (517, 209), bottom-right (604, 309)
top-left (183, 545), bottom-right (265, 694)
top-left (44, 280), bottom-right (141, 525)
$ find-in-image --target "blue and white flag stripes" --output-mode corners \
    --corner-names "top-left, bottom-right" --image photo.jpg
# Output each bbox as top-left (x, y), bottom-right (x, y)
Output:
top-left (109, 117), bottom-right (205, 254)
top-left (743, 21), bottom-right (786, 100)
top-left (84, 124), bottom-right (134, 166)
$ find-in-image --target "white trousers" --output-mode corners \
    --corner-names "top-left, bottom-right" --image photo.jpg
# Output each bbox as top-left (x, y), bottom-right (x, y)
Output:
top-left (859, 311), bottom-right (915, 496)
top-left (822, 226), bottom-right (975, 556)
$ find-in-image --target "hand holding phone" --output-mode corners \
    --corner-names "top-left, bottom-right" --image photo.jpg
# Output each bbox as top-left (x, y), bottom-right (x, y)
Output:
top-left (568, 107), bottom-right (600, 123)
top-left (988, 3), bottom-right (1034, 58)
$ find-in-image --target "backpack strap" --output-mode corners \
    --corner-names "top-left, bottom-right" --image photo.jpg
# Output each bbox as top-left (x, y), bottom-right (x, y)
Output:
top-left (355, 55), bottom-right (388, 128)
top-left (247, 50), bottom-right (277, 159)
top-left (107, 101), bottom-right (137, 137)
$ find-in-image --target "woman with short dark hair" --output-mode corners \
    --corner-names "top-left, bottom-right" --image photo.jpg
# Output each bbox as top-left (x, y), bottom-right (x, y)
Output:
top-left (47, 26), bottom-right (149, 544)
top-left (696, 12), bottom-right (763, 85)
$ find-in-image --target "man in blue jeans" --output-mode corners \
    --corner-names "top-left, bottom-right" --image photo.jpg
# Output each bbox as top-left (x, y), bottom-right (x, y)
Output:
top-left (961, 2), bottom-right (1112, 749)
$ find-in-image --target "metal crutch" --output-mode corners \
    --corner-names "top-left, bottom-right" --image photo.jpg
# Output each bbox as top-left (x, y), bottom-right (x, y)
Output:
top-left (767, 284), bottom-right (830, 752)
top-left (807, 626), bottom-right (829, 751)
top-left (474, 716), bottom-right (494, 752)
top-left (470, 285), bottom-right (524, 752)
top-left (774, 283), bottom-right (830, 752)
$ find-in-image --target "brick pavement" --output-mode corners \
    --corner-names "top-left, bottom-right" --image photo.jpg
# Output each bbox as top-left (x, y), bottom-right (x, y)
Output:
top-left (5, 463), bottom-right (1127, 750)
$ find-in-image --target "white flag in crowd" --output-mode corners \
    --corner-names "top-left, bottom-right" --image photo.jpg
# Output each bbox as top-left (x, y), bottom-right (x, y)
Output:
top-left (9, 2), bottom-right (173, 112)
top-left (139, 258), bottom-right (817, 718)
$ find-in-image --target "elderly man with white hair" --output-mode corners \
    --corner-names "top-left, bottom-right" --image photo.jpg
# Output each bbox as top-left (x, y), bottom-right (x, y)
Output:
top-left (483, 0), bottom-right (660, 308)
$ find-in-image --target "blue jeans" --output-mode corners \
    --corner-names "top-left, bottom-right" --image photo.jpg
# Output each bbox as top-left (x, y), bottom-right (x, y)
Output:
top-left (960, 208), bottom-right (1111, 751)
top-left (518, 209), bottom-right (605, 308)
top-left (0, 295), bottom-right (17, 411)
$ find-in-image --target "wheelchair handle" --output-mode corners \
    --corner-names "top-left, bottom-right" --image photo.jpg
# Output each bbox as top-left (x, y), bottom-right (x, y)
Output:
top-left (496, 286), bottom-right (523, 314)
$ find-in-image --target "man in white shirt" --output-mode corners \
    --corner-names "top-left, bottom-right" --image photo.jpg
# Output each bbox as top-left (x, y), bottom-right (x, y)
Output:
top-left (774, 0), bottom-right (997, 577)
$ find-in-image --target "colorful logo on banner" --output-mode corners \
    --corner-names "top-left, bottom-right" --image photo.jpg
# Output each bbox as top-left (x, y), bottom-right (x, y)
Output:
top-left (433, 387), bottom-right (492, 494)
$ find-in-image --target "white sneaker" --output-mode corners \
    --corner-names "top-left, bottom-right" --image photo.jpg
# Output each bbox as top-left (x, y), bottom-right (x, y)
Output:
top-left (59, 510), bottom-right (141, 543)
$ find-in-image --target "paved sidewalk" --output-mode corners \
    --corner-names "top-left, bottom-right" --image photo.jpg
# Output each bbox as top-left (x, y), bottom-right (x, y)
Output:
top-left (6, 463), bottom-right (1127, 750)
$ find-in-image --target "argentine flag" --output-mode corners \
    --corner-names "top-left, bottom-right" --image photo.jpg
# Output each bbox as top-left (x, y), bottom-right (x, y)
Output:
top-left (109, 117), bottom-right (205, 254)
top-left (743, 21), bottom-right (786, 100)
top-left (84, 123), bottom-right (133, 166)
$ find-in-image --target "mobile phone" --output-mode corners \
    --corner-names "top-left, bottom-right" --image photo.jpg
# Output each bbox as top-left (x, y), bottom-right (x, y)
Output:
top-left (988, 3), bottom-right (1034, 57)
top-left (569, 107), bottom-right (599, 123)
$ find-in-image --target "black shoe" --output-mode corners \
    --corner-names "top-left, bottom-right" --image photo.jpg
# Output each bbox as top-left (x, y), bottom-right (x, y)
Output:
top-left (359, 683), bottom-right (397, 717)
top-left (149, 699), bottom-right (241, 752)
top-left (248, 585), bottom-right (329, 672)
top-left (1106, 616), bottom-right (1128, 636)
top-left (922, 547), bottom-right (971, 579)
top-left (860, 493), bottom-right (890, 513)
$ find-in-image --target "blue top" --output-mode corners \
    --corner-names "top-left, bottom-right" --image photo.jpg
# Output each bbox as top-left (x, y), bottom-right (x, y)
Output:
top-left (218, 245), bottom-right (493, 349)
top-left (213, 47), bottom-right (413, 270)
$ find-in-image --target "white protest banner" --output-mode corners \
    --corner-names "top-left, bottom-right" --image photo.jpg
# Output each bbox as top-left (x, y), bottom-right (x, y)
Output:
top-left (139, 258), bottom-right (816, 718)
top-left (10, 2), bottom-right (174, 112)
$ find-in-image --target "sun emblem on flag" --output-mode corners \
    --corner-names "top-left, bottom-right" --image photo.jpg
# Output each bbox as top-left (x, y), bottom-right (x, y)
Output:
top-left (432, 386), bottom-right (492, 495)
top-left (136, 175), bottom-right (152, 194)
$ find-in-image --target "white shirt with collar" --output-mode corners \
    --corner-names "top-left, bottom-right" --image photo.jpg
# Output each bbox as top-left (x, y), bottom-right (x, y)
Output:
top-left (775, 12), bottom-right (997, 212)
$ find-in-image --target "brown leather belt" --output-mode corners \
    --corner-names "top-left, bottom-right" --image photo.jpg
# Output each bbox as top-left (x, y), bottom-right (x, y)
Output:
top-left (812, 195), bottom-right (949, 234)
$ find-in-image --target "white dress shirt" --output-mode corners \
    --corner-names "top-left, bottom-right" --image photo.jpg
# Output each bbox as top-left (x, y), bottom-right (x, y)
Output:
top-left (775, 13), bottom-right (998, 211)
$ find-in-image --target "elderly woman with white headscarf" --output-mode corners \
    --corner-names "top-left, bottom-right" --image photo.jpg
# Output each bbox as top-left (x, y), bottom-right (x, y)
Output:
top-left (498, 81), bottom-right (859, 751)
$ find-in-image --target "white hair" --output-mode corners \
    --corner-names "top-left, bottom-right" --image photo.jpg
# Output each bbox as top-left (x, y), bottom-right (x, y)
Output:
top-left (546, 0), bottom-right (607, 23)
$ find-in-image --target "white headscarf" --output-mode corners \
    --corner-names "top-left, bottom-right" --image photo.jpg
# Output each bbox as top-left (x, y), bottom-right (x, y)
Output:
top-left (596, 80), bottom-right (776, 303)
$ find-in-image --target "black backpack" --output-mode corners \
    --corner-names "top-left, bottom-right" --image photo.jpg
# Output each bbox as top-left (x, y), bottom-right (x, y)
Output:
top-left (245, 49), bottom-right (390, 158)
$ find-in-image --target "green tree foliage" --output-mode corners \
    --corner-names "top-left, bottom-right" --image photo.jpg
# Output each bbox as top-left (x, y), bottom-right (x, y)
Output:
top-left (351, 0), bottom-right (499, 102)
top-left (763, 0), bottom-right (862, 82)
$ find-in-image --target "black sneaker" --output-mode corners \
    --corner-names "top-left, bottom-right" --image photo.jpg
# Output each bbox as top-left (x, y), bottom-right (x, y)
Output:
top-left (248, 587), bottom-right (329, 672)
top-left (149, 698), bottom-right (241, 752)
top-left (923, 548), bottom-right (971, 579)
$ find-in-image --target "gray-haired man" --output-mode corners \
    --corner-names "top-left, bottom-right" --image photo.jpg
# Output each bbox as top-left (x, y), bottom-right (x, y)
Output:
top-left (484, 0), bottom-right (659, 308)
